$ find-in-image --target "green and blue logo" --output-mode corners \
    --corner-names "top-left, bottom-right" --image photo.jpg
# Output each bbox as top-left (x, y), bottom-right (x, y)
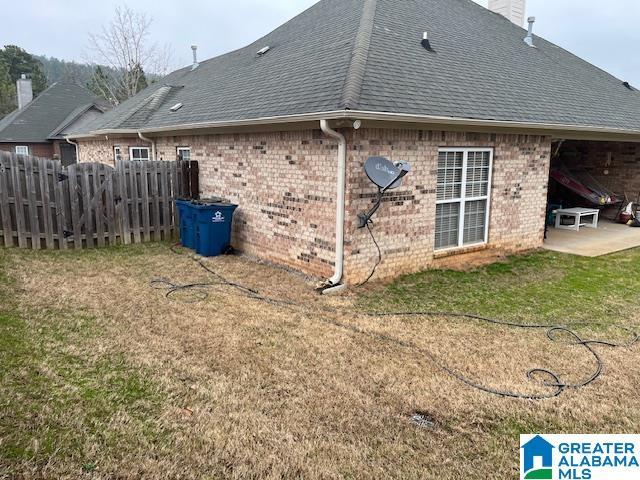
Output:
top-left (521, 435), bottom-right (554, 479)
top-left (520, 434), bottom-right (640, 480)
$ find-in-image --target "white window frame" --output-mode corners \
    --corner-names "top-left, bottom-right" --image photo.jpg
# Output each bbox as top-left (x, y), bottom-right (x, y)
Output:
top-left (15, 145), bottom-right (29, 155)
top-left (435, 147), bottom-right (493, 251)
top-left (113, 146), bottom-right (122, 162)
top-left (177, 147), bottom-right (191, 161)
top-left (129, 146), bottom-right (150, 161)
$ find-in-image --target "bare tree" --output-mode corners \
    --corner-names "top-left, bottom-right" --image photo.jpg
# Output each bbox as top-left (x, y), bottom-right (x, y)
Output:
top-left (86, 6), bottom-right (172, 105)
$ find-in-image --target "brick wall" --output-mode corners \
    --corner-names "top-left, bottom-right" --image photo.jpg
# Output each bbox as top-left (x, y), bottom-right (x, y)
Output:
top-left (559, 140), bottom-right (640, 199)
top-left (344, 129), bottom-right (552, 282)
top-left (155, 131), bottom-right (340, 278)
top-left (78, 136), bottom-right (150, 164)
top-left (77, 128), bottom-right (552, 282)
top-left (0, 143), bottom-right (54, 158)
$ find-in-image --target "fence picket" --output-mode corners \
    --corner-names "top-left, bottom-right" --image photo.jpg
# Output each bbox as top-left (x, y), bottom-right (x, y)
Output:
top-left (0, 153), bottom-right (188, 250)
top-left (150, 163), bottom-right (161, 241)
top-left (105, 168), bottom-right (117, 246)
top-left (116, 160), bottom-right (131, 245)
top-left (0, 155), bottom-right (13, 246)
top-left (160, 162), bottom-right (171, 241)
top-left (39, 158), bottom-right (55, 249)
top-left (93, 164), bottom-right (106, 247)
top-left (129, 162), bottom-right (142, 243)
top-left (52, 161), bottom-right (68, 250)
top-left (67, 164), bottom-right (83, 249)
top-left (11, 155), bottom-right (28, 248)
top-left (24, 156), bottom-right (41, 249)
top-left (140, 161), bottom-right (151, 242)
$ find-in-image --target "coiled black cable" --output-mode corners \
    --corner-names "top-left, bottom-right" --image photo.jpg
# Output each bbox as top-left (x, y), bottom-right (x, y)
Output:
top-left (150, 245), bottom-right (639, 400)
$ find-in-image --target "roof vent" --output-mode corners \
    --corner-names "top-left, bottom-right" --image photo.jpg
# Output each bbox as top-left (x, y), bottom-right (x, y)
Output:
top-left (524, 17), bottom-right (536, 47)
top-left (623, 81), bottom-right (634, 91)
top-left (257, 46), bottom-right (271, 56)
top-left (421, 32), bottom-right (434, 52)
top-left (170, 103), bottom-right (183, 112)
top-left (191, 45), bottom-right (199, 71)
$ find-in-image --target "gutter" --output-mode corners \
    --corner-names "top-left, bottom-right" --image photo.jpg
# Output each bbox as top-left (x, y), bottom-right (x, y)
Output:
top-left (65, 136), bottom-right (80, 161)
top-left (137, 131), bottom-right (156, 160)
top-left (67, 110), bottom-right (640, 139)
top-left (319, 119), bottom-right (347, 294)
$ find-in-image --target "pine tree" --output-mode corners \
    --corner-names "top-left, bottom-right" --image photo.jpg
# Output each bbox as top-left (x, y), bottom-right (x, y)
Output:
top-left (0, 45), bottom-right (48, 95)
top-left (87, 66), bottom-right (116, 104)
top-left (0, 56), bottom-right (16, 117)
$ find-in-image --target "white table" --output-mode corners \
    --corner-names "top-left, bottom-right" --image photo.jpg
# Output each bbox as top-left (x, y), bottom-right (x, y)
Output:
top-left (554, 208), bottom-right (600, 231)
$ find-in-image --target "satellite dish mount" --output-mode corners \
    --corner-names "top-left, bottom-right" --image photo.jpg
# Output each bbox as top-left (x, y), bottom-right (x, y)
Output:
top-left (357, 156), bottom-right (411, 228)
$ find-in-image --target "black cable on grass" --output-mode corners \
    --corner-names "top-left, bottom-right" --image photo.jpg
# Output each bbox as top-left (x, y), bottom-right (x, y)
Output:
top-left (152, 245), bottom-right (639, 400)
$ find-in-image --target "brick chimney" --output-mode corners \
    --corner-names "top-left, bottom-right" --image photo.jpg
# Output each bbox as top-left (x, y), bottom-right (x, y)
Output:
top-left (489, 0), bottom-right (526, 27)
top-left (17, 74), bottom-right (33, 109)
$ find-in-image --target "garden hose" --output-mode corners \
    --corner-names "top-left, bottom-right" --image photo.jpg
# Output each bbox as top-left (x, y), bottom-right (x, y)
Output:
top-left (150, 245), bottom-right (639, 401)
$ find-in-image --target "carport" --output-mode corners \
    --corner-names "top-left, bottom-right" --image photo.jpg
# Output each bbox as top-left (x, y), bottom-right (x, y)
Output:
top-left (544, 139), bottom-right (640, 256)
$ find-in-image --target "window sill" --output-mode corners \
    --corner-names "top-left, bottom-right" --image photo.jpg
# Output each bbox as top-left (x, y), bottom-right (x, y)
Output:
top-left (433, 242), bottom-right (488, 259)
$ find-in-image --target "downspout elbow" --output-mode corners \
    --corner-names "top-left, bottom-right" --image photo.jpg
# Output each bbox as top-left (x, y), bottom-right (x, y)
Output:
top-left (65, 136), bottom-right (79, 162)
top-left (320, 119), bottom-right (347, 290)
top-left (137, 131), bottom-right (156, 160)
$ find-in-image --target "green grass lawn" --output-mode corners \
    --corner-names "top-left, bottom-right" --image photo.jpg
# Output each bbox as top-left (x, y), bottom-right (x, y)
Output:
top-left (1, 245), bottom-right (639, 479)
top-left (363, 249), bottom-right (640, 326)
top-left (0, 248), bottom-right (167, 477)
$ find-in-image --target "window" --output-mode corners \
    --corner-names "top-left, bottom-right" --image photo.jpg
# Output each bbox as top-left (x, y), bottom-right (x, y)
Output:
top-left (177, 147), bottom-right (191, 161)
top-left (129, 147), bottom-right (150, 161)
top-left (435, 148), bottom-right (493, 250)
top-left (114, 146), bottom-right (122, 162)
top-left (15, 146), bottom-right (29, 155)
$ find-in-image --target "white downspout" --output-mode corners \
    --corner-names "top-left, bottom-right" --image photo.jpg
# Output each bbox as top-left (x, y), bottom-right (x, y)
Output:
top-left (137, 131), bottom-right (156, 160)
top-left (65, 136), bottom-right (79, 162)
top-left (320, 119), bottom-right (347, 292)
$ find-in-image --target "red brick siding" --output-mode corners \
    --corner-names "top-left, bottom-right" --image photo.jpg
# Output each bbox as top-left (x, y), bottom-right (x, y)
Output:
top-left (0, 143), bottom-right (54, 158)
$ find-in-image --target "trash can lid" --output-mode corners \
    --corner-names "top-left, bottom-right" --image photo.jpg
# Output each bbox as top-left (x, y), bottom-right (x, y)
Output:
top-left (192, 197), bottom-right (228, 205)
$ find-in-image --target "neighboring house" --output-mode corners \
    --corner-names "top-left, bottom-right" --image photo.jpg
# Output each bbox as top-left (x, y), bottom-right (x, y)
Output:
top-left (0, 80), bottom-right (109, 166)
top-left (68, 0), bottom-right (640, 287)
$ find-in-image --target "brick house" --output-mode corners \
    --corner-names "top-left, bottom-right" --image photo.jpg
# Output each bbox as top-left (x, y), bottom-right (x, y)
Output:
top-left (68, 0), bottom-right (640, 288)
top-left (0, 80), bottom-right (108, 166)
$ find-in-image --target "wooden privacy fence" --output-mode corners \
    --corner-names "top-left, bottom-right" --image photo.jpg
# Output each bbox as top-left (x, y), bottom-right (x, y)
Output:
top-left (0, 152), bottom-right (199, 250)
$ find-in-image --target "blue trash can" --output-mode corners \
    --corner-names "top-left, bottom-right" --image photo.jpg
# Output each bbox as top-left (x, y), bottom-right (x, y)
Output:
top-left (193, 202), bottom-right (238, 257)
top-left (175, 200), bottom-right (196, 249)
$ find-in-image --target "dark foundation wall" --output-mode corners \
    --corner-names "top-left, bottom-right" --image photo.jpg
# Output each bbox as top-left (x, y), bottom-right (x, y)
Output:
top-left (558, 141), bottom-right (640, 198)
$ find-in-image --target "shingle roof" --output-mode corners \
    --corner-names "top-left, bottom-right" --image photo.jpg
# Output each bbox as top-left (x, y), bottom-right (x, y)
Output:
top-left (73, 0), bottom-right (640, 136)
top-left (0, 83), bottom-right (108, 143)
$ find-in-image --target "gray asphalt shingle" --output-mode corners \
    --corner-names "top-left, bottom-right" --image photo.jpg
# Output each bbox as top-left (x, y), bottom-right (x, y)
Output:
top-left (0, 83), bottom-right (108, 143)
top-left (73, 0), bottom-right (640, 136)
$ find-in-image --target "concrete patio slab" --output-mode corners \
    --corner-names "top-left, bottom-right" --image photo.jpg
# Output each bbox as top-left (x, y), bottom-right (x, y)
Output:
top-left (544, 219), bottom-right (640, 257)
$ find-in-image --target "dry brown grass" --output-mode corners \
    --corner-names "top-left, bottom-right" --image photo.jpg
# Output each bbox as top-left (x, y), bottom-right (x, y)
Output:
top-left (2, 244), bottom-right (639, 479)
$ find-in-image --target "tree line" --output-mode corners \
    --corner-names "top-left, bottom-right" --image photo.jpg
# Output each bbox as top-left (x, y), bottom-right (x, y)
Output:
top-left (0, 6), bottom-right (171, 118)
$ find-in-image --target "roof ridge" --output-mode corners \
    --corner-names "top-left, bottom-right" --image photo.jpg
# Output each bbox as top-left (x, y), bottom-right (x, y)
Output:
top-left (339, 0), bottom-right (377, 110)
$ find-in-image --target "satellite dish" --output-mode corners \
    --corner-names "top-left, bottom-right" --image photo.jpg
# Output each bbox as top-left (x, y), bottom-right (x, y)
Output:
top-left (358, 156), bottom-right (412, 228)
top-left (364, 156), bottom-right (409, 190)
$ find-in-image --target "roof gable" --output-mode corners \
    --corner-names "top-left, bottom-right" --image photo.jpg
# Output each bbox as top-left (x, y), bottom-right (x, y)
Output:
top-left (0, 82), bottom-right (108, 143)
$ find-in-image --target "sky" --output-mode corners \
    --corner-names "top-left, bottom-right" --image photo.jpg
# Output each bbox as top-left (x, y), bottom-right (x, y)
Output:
top-left (3, 0), bottom-right (640, 84)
